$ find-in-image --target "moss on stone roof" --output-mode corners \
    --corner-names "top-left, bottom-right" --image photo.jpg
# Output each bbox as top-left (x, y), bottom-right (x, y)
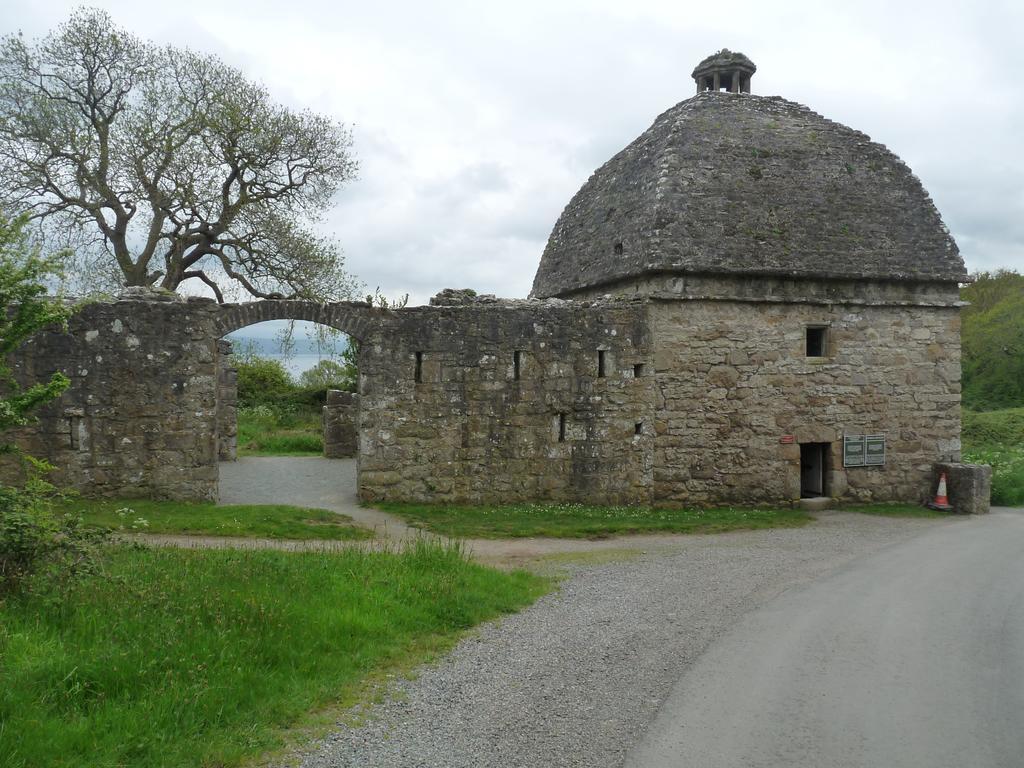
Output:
top-left (531, 92), bottom-right (966, 298)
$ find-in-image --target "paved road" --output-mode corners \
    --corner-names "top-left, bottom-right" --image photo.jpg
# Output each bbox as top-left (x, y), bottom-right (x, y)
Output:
top-left (625, 507), bottom-right (1024, 768)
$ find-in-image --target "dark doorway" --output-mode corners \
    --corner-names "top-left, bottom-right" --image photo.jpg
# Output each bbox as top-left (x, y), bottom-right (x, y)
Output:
top-left (800, 443), bottom-right (830, 498)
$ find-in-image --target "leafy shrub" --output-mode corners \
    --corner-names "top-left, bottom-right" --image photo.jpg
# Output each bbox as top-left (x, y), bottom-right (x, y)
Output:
top-left (0, 212), bottom-right (100, 596)
top-left (235, 354), bottom-right (296, 407)
top-left (0, 213), bottom-right (71, 451)
top-left (961, 271), bottom-right (1024, 411)
top-left (0, 472), bottom-right (108, 595)
top-left (298, 358), bottom-right (355, 391)
top-left (962, 407), bottom-right (1024, 448)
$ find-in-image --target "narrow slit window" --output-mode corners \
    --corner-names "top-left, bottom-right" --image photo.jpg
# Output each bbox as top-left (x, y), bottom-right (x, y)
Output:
top-left (613, 242), bottom-right (624, 255)
top-left (598, 350), bottom-right (607, 378)
top-left (635, 422), bottom-right (643, 436)
top-left (558, 413), bottom-right (567, 442)
top-left (513, 350), bottom-right (522, 381)
top-left (414, 351), bottom-right (423, 383)
top-left (806, 326), bottom-right (828, 357)
top-left (633, 363), bottom-right (644, 378)
top-left (68, 417), bottom-right (79, 449)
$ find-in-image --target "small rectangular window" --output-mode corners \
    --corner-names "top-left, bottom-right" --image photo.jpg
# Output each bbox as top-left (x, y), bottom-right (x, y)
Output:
top-left (513, 350), bottom-right (522, 381)
top-left (558, 412), bottom-right (567, 442)
top-left (597, 349), bottom-right (607, 378)
top-left (414, 351), bottom-right (423, 383)
top-left (806, 326), bottom-right (828, 357)
top-left (634, 422), bottom-right (643, 436)
top-left (633, 363), bottom-right (644, 378)
top-left (68, 416), bottom-right (79, 449)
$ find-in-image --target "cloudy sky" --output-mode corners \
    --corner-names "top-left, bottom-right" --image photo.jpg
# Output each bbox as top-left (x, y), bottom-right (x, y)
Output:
top-left (3, 0), bottom-right (1022, 307)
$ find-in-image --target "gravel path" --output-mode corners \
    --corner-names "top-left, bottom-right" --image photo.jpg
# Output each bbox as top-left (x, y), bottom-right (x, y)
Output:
top-left (212, 457), bottom-right (787, 566)
top-left (219, 457), bottom-right (419, 539)
top-left (282, 511), bottom-right (960, 768)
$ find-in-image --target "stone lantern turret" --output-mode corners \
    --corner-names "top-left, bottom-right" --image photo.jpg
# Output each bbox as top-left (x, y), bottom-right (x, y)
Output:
top-left (692, 49), bottom-right (756, 94)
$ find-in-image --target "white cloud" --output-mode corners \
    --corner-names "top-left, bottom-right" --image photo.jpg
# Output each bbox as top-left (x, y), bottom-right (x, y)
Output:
top-left (2, 0), bottom-right (1021, 304)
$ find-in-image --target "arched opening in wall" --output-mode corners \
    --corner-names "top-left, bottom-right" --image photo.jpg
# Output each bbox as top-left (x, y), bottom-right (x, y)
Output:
top-left (215, 315), bottom-right (362, 507)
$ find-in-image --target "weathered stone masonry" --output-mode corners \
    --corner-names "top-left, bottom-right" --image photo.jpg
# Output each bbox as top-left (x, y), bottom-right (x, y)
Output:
top-left (8, 50), bottom-right (976, 509)
top-left (12, 293), bottom-right (654, 504)
top-left (646, 288), bottom-right (961, 505)
top-left (9, 295), bottom-right (222, 500)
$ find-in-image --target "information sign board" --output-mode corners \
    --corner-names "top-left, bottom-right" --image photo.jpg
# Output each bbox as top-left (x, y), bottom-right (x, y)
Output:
top-left (844, 435), bottom-right (866, 467)
top-left (844, 434), bottom-right (885, 467)
top-left (865, 434), bottom-right (886, 466)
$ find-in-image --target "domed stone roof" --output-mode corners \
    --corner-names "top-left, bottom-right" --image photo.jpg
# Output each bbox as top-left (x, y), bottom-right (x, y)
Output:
top-left (531, 88), bottom-right (966, 299)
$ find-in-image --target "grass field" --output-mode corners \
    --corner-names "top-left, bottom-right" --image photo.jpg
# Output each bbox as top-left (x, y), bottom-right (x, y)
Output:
top-left (0, 542), bottom-right (547, 768)
top-left (54, 497), bottom-right (373, 541)
top-left (374, 501), bottom-right (812, 539)
top-left (237, 404), bottom-right (323, 456)
top-left (962, 407), bottom-right (1024, 506)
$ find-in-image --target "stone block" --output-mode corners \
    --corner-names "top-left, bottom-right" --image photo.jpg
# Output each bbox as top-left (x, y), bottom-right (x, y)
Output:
top-left (932, 462), bottom-right (992, 515)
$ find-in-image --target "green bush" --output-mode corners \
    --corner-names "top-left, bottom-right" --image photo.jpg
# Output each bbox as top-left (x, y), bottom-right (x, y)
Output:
top-left (962, 406), bottom-right (1024, 507)
top-left (298, 358), bottom-right (355, 391)
top-left (961, 271), bottom-right (1024, 411)
top-left (235, 354), bottom-right (296, 407)
top-left (962, 407), bottom-right (1024, 447)
top-left (0, 473), bottom-right (108, 595)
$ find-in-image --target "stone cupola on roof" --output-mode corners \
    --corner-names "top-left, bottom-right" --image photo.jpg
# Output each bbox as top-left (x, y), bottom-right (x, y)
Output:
top-left (692, 48), bottom-right (756, 93)
top-left (530, 51), bottom-right (966, 299)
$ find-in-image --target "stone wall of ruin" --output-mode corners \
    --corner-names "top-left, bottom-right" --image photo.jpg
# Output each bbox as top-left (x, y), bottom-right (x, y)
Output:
top-left (216, 340), bottom-right (238, 462)
top-left (323, 390), bottom-right (358, 459)
top-left (355, 298), bottom-right (654, 504)
top-left (8, 293), bottom-right (656, 505)
top-left (7, 287), bottom-right (961, 507)
top-left (7, 295), bottom-right (221, 500)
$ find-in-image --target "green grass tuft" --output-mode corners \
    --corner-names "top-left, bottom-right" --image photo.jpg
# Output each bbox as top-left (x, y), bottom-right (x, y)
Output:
top-left (0, 542), bottom-right (547, 768)
top-left (373, 502), bottom-right (811, 539)
top-left (237, 404), bottom-right (323, 456)
top-left (54, 498), bottom-right (373, 540)
top-left (840, 503), bottom-right (947, 518)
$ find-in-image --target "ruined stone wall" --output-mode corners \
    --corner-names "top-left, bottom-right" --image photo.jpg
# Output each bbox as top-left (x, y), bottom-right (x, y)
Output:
top-left (323, 390), bottom-right (358, 458)
top-left (216, 340), bottom-right (238, 462)
top-left (8, 294), bottom-right (221, 500)
top-left (8, 288), bottom-right (960, 507)
top-left (9, 294), bottom-right (655, 505)
top-left (355, 297), bottom-right (654, 504)
top-left (648, 295), bottom-right (962, 504)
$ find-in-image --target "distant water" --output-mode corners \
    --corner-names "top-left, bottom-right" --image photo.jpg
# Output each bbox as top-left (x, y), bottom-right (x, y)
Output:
top-left (225, 335), bottom-right (345, 377)
top-left (278, 353), bottom-right (332, 377)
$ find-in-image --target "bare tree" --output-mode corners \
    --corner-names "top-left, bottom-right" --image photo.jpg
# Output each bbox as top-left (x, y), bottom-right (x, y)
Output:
top-left (0, 8), bottom-right (360, 302)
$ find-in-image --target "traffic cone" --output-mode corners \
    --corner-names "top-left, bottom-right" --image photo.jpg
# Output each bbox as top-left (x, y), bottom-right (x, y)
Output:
top-left (928, 471), bottom-right (953, 511)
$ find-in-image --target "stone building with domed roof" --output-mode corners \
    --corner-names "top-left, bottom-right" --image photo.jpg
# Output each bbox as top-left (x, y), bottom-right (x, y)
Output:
top-left (14, 50), bottom-right (968, 507)
top-left (528, 49), bottom-right (967, 505)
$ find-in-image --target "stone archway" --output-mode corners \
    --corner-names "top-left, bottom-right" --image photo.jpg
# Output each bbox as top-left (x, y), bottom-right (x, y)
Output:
top-left (213, 300), bottom-right (383, 341)
top-left (212, 300), bottom-right (389, 496)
